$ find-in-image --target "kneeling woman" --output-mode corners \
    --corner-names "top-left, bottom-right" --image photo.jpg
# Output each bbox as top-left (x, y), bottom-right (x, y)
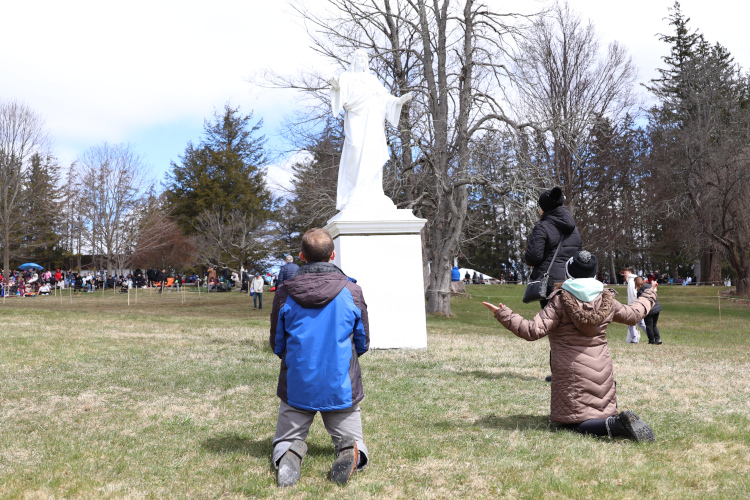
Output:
top-left (483, 251), bottom-right (657, 442)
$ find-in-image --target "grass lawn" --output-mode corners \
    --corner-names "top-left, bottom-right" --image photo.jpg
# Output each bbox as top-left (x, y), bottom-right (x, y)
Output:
top-left (0, 285), bottom-right (747, 498)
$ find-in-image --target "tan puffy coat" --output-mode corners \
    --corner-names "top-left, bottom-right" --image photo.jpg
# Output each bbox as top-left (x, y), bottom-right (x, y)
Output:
top-left (495, 287), bottom-right (656, 424)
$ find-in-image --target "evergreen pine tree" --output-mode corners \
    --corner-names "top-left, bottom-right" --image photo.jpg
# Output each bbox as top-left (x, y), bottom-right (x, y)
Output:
top-left (20, 153), bottom-right (63, 266)
top-left (166, 104), bottom-right (273, 233)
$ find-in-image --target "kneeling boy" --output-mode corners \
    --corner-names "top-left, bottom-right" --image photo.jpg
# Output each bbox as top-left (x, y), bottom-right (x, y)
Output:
top-left (269, 228), bottom-right (370, 487)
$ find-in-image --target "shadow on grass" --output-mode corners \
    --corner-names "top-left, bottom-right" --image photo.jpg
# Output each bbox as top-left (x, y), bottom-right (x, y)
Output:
top-left (460, 370), bottom-right (541, 382)
top-left (475, 413), bottom-right (553, 432)
top-left (201, 435), bottom-right (337, 462)
top-left (202, 434), bottom-right (273, 459)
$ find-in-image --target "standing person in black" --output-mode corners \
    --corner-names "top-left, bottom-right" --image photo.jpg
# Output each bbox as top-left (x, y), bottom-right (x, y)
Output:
top-left (635, 277), bottom-right (663, 344)
top-left (146, 268), bottom-right (156, 288)
top-left (156, 268), bottom-right (167, 293)
top-left (524, 187), bottom-right (582, 381)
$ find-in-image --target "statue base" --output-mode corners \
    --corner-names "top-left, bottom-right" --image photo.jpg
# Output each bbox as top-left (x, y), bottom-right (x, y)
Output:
top-left (325, 208), bottom-right (427, 349)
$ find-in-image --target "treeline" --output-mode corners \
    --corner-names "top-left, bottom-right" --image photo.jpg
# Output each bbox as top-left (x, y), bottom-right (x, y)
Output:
top-left (275, 1), bottom-right (749, 303)
top-left (0, 103), bottom-right (275, 283)
top-left (1, 2), bottom-right (747, 311)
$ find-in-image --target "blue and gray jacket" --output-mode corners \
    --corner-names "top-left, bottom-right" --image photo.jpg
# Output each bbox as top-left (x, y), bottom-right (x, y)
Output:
top-left (270, 262), bottom-right (369, 411)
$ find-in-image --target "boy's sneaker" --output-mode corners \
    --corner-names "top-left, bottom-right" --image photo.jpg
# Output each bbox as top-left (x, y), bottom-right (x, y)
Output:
top-left (617, 410), bottom-right (655, 443)
top-left (330, 435), bottom-right (358, 485)
top-left (277, 440), bottom-right (307, 487)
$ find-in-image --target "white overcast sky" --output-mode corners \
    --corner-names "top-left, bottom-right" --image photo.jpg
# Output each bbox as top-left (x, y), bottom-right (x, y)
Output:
top-left (1, 0), bottom-right (748, 192)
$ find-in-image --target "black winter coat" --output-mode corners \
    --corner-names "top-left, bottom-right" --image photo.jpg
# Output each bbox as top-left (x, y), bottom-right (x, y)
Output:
top-left (524, 206), bottom-right (582, 283)
top-left (637, 283), bottom-right (662, 315)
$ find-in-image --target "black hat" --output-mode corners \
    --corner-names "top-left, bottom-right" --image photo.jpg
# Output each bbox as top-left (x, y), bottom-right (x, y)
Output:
top-left (566, 250), bottom-right (598, 279)
top-left (538, 187), bottom-right (564, 212)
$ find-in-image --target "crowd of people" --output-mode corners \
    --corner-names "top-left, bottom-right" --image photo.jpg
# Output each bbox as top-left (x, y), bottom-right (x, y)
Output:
top-left (0, 267), bottom-right (218, 297)
top-left (0, 265), bottom-right (285, 298)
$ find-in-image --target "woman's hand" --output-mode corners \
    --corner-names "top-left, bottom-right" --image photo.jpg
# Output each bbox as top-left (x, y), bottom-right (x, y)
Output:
top-left (482, 302), bottom-right (504, 314)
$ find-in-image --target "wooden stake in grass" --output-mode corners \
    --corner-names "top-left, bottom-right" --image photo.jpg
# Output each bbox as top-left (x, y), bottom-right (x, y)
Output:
top-left (127, 287), bottom-right (130, 306)
top-left (718, 290), bottom-right (722, 324)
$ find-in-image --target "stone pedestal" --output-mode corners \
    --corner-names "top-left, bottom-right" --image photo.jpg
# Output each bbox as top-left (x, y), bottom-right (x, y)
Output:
top-left (325, 208), bottom-right (427, 349)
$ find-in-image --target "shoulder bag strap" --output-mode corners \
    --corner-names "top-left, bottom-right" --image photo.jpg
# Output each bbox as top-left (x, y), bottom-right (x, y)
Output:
top-left (542, 239), bottom-right (565, 279)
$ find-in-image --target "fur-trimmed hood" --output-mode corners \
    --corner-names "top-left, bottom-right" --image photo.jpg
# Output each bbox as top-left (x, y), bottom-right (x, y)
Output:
top-left (493, 286), bottom-right (655, 424)
top-left (561, 288), bottom-right (614, 325)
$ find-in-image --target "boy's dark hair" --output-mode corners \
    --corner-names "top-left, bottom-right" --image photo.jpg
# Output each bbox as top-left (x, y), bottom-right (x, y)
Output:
top-left (623, 267), bottom-right (634, 274)
top-left (301, 228), bottom-right (335, 263)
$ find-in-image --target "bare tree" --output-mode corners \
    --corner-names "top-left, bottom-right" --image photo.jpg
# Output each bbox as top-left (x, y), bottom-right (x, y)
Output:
top-left (74, 143), bottom-right (151, 274)
top-left (511, 1), bottom-right (638, 214)
top-left (131, 207), bottom-right (197, 272)
top-left (0, 100), bottom-right (50, 282)
top-left (193, 209), bottom-right (272, 274)
top-left (266, 0), bottom-right (542, 315)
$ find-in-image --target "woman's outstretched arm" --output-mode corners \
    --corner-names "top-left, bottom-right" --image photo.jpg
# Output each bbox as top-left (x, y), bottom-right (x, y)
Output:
top-left (483, 296), bottom-right (562, 341)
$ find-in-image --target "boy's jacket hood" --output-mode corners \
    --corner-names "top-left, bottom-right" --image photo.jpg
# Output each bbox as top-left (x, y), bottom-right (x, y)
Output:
top-left (283, 262), bottom-right (349, 308)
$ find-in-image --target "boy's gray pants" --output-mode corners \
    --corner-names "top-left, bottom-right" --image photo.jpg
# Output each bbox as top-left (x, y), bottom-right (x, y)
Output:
top-left (272, 401), bottom-right (369, 468)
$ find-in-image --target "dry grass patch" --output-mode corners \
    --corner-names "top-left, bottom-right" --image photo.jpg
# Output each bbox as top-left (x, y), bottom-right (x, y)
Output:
top-left (0, 287), bottom-right (747, 498)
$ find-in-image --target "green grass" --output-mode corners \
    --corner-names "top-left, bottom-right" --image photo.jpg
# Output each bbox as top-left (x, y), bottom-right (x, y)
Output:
top-left (0, 285), bottom-right (747, 498)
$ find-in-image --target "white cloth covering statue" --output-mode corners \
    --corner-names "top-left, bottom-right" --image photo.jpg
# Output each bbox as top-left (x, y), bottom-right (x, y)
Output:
top-left (329, 49), bottom-right (412, 211)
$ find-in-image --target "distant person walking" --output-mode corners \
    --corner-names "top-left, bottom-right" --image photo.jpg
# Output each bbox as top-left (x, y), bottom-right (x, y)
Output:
top-left (252, 273), bottom-right (265, 310)
top-left (276, 255), bottom-right (300, 288)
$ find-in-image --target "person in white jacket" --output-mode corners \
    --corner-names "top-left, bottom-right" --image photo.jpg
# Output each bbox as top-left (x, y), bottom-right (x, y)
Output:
top-left (622, 268), bottom-right (648, 343)
top-left (252, 273), bottom-right (265, 310)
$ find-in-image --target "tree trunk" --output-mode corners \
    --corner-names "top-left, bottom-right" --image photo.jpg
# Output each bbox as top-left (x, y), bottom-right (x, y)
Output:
top-left (699, 243), bottom-right (722, 285)
top-left (426, 252), bottom-right (452, 315)
top-left (3, 224), bottom-right (9, 286)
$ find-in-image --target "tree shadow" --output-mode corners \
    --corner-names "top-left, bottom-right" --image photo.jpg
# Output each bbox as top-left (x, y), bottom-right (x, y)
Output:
top-left (460, 370), bottom-right (543, 382)
top-left (474, 413), bottom-right (554, 432)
